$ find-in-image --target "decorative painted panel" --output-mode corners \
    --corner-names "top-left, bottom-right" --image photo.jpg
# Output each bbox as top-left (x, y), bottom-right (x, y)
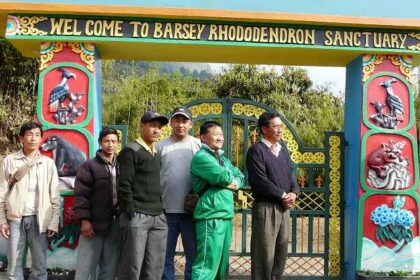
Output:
top-left (25, 42), bottom-right (100, 270)
top-left (357, 55), bottom-right (420, 274)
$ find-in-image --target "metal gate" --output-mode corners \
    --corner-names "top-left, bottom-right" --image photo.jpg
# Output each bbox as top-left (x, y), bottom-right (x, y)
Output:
top-left (163, 98), bottom-right (345, 279)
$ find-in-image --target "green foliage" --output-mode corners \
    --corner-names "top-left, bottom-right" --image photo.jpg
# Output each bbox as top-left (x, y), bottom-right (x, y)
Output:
top-left (102, 60), bottom-right (212, 81)
top-left (0, 38), bottom-right (39, 154)
top-left (103, 63), bottom-right (345, 146)
top-left (212, 64), bottom-right (281, 103)
top-left (212, 65), bottom-right (344, 147)
top-left (279, 66), bottom-right (313, 96)
top-left (359, 270), bottom-right (420, 276)
top-left (102, 63), bottom-right (213, 140)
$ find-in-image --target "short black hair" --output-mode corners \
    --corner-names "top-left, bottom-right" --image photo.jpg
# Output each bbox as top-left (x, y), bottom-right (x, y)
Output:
top-left (199, 121), bottom-right (222, 136)
top-left (19, 122), bottom-right (43, 137)
top-left (258, 112), bottom-right (281, 134)
top-left (98, 127), bottom-right (119, 142)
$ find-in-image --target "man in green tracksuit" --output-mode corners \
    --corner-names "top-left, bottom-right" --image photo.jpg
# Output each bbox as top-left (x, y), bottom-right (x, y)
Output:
top-left (191, 121), bottom-right (245, 280)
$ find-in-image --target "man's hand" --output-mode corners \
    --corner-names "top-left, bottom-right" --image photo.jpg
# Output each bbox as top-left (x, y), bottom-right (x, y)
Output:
top-left (282, 192), bottom-right (297, 209)
top-left (47, 229), bottom-right (56, 238)
top-left (80, 220), bottom-right (94, 237)
top-left (1, 223), bottom-right (10, 239)
top-left (226, 181), bottom-right (238, 191)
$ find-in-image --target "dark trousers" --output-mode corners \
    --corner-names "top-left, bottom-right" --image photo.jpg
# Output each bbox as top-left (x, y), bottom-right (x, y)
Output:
top-left (118, 212), bottom-right (168, 280)
top-left (251, 202), bottom-right (290, 280)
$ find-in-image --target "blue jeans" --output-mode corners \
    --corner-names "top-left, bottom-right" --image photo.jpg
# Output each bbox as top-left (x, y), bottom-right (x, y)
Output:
top-left (162, 213), bottom-right (196, 280)
top-left (74, 219), bottom-right (121, 280)
top-left (7, 216), bottom-right (48, 280)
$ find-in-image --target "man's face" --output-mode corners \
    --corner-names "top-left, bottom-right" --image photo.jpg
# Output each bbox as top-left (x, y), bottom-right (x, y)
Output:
top-left (262, 117), bottom-right (283, 143)
top-left (170, 115), bottom-right (192, 139)
top-left (140, 120), bottom-right (163, 144)
top-left (201, 125), bottom-right (224, 151)
top-left (20, 128), bottom-right (42, 153)
top-left (100, 134), bottom-right (119, 156)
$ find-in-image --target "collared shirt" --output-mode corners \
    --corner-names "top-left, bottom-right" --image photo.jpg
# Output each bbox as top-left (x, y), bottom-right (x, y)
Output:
top-left (261, 138), bottom-right (282, 157)
top-left (201, 143), bottom-right (224, 156)
top-left (12, 149), bottom-right (41, 162)
top-left (136, 137), bottom-right (157, 155)
top-left (98, 151), bottom-right (117, 207)
top-left (22, 162), bottom-right (39, 215)
top-left (0, 149), bottom-right (60, 232)
top-left (201, 143), bottom-right (225, 164)
top-left (15, 150), bottom-right (41, 216)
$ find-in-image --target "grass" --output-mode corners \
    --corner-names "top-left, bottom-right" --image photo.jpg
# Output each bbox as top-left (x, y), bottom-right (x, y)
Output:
top-left (358, 270), bottom-right (420, 277)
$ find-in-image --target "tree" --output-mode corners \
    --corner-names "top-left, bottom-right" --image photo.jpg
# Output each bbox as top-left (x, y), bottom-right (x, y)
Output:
top-left (279, 66), bottom-right (312, 96)
top-left (102, 62), bottom-right (213, 140)
top-left (212, 65), bottom-right (281, 103)
top-left (0, 38), bottom-right (39, 154)
top-left (212, 65), bottom-right (344, 147)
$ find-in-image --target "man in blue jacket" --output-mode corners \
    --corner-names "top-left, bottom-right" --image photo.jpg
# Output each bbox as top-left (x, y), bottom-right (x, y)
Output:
top-left (246, 112), bottom-right (299, 280)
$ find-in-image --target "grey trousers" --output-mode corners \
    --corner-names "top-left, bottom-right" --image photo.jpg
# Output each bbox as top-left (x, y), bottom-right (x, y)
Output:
top-left (74, 219), bottom-right (121, 280)
top-left (8, 216), bottom-right (48, 280)
top-left (251, 202), bottom-right (290, 280)
top-left (118, 212), bottom-right (168, 280)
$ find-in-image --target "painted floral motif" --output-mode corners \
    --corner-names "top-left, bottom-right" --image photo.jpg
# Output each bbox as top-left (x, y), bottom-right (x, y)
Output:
top-left (395, 211), bottom-right (415, 229)
top-left (371, 205), bottom-right (397, 227)
top-left (370, 196), bottom-right (415, 252)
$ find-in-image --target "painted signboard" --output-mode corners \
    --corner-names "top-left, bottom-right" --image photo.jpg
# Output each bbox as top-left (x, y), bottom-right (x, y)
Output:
top-left (6, 15), bottom-right (420, 53)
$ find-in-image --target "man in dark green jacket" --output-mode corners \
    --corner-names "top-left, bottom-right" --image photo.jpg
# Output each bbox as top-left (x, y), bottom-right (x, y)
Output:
top-left (117, 111), bottom-right (169, 280)
top-left (191, 121), bottom-right (244, 280)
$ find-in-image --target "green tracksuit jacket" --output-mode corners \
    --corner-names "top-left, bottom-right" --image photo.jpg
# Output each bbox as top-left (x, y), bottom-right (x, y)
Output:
top-left (190, 145), bottom-right (245, 220)
top-left (191, 145), bottom-right (245, 280)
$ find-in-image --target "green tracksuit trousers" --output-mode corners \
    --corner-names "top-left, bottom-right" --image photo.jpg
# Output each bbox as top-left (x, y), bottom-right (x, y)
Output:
top-left (191, 218), bottom-right (232, 280)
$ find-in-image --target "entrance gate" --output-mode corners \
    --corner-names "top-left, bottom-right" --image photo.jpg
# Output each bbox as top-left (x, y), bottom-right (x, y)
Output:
top-left (1, 1), bottom-right (419, 278)
top-left (168, 98), bottom-right (345, 279)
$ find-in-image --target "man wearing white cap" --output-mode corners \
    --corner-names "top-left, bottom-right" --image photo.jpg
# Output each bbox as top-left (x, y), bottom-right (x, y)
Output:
top-left (156, 107), bottom-right (201, 280)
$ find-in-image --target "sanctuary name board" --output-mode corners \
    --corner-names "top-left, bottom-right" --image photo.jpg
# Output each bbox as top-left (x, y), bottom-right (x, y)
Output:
top-left (6, 15), bottom-right (420, 51)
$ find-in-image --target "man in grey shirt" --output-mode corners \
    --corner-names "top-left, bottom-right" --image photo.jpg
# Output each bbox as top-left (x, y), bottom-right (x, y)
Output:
top-left (156, 107), bottom-right (201, 280)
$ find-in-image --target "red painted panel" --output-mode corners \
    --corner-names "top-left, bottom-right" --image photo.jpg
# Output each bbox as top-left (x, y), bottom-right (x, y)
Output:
top-left (364, 134), bottom-right (414, 190)
top-left (363, 194), bottom-right (418, 250)
top-left (365, 75), bottom-right (410, 129)
top-left (50, 47), bottom-right (86, 68)
top-left (374, 59), bottom-right (404, 75)
top-left (41, 129), bottom-right (89, 161)
top-left (41, 66), bottom-right (89, 125)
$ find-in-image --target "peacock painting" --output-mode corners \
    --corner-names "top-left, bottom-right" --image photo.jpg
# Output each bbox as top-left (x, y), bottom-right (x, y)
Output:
top-left (48, 67), bottom-right (76, 113)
